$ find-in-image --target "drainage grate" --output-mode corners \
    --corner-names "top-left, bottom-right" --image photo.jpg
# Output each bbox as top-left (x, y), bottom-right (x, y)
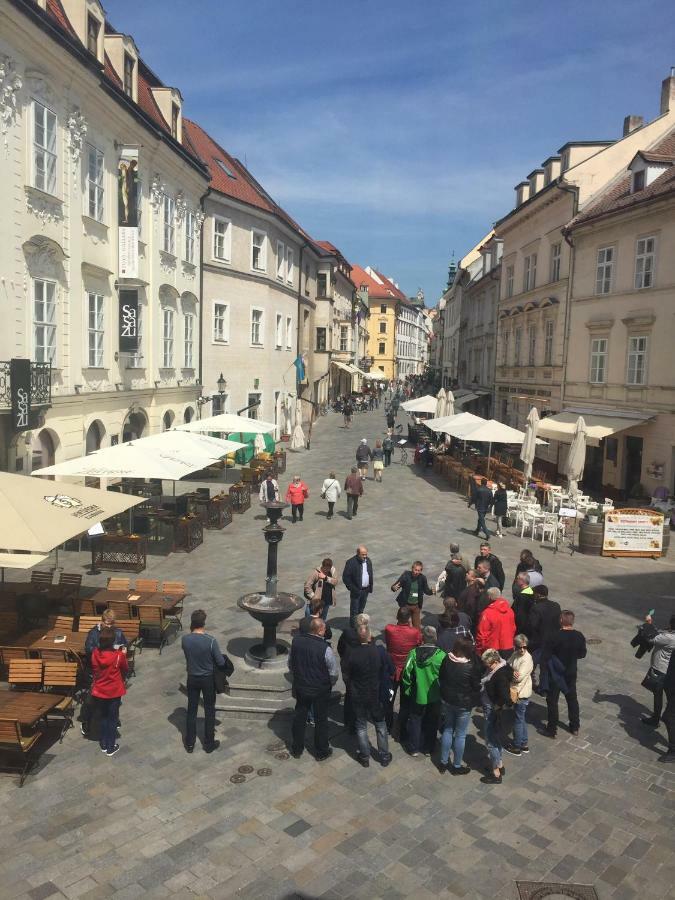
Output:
top-left (517, 883), bottom-right (599, 900)
top-left (230, 774), bottom-right (246, 784)
top-left (238, 765), bottom-right (254, 774)
top-left (275, 751), bottom-right (290, 760)
top-left (267, 741), bottom-right (286, 752)
top-left (586, 638), bottom-right (602, 645)
top-left (257, 768), bottom-right (272, 777)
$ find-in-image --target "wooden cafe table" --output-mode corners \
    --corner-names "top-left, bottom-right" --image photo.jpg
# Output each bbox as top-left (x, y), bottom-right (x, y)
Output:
top-left (2, 628), bottom-right (87, 658)
top-left (90, 589), bottom-right (186, 615)
top-left (0, 691), bottom-right (67, 726)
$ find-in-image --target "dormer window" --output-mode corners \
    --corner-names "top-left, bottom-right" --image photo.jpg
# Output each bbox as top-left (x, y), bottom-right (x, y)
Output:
top-left (87, 14), bottom-right (100, 56)
top-left (171, 103), bottom-right (179, 140)
top-left (123, 52), bottom-right (134, 98)
top-left (560, 150), bottom-right (570, 173)
top-left (632, 169), bottom-right (645, 193)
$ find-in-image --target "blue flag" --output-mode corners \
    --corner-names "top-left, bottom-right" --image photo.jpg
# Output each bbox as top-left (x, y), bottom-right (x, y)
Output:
top-left (293, 355), bottom-right (305, 382)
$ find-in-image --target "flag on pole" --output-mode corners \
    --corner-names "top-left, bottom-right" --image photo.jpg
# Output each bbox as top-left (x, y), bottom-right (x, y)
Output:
top-left (293, 355), bottom-right (306, 383)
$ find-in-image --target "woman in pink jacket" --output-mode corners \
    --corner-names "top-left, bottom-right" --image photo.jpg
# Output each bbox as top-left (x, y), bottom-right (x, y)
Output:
top-left (285, 474), bottom-right (309, 523)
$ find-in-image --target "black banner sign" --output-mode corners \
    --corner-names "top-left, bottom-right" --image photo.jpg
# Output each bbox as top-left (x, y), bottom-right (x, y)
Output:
top-left (119, 289), bottom-right (138, 352)
top-left (10, 358), bottom-right (31, 433)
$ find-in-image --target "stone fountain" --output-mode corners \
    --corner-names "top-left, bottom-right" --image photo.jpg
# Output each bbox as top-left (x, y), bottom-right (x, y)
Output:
top-left (236, 500), bottom-right (303, 670)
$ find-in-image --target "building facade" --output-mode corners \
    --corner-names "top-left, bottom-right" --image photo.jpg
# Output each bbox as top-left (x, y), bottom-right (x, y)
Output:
top-left (0, 0), bottom-right (209, 473)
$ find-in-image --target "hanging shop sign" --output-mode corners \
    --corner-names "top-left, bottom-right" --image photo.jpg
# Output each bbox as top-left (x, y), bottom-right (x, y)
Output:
top-left (10, 358), bottom-right (32, 433)
top-left (118, 288), bottom-right (139, 352)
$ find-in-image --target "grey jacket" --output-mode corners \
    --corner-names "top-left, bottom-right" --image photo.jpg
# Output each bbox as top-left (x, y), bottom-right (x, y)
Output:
top-left (651, 629), bottom-right (675, 674)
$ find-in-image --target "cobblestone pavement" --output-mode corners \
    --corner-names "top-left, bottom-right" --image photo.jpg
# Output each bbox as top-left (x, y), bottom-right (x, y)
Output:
top-left (1, 408), bottom-right (674, 900)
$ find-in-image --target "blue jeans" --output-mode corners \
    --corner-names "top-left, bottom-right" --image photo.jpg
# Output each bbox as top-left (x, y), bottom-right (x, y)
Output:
top-left (354, 700), bottom-right (389, 759)
top-left (304, 602), bottom-right (330, 621)
top-left (476, 511), bottom-right (490, 538)
top-left (483, 701), bottom-right (503, 770)
top-left (97, 697), bottom-right (121, 752)
top-left (439, 703), bottom-right (471, 767)
top-left (513, 698), bottom-right (529, 748)
top-left (349, 589), bottom-right (368, 623)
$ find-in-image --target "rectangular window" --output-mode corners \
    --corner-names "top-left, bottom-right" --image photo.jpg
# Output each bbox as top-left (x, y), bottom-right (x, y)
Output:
top-left (523, 254), bottom-right (537, 292)
top-left (252, 230), bottom-right (266, 271)
top-left (276, 241), bottom-right (285, 280)
top-left (86, 144), bottom-right (104, 222)
top-left (163, 195), bottom-right (175, 254)
top-left (162, 308), bottom-right (174, 367)
top-left (627, 335), bottom-right (648, 385)
top-left (184, 314), bottom-right (194, 368)
top-left (317, 273), bottom-right (328, 298)
top-left (550, 242), bottom-right (561, 282)
top-left (251, 308), bottom-right (264, 345)
top-left (503, 330), bottom-right (510, 365)
top-left (87, 292), bottom-right (104, 367)
top-left (276, 314), bottom-right (283, 349)
top-left (123, 52), bottom-right (134, 98)
top-left (184, 211), bottom-right (196, 264)
top-left (544, 320), bottom-right (554, 366)
top-left (632, 170), bottom-right (645, 192)
top-left (635, 236), bottom-right (656, 290)
top-left (304, 263), bottom-right (311, 296)
top-left (528, 325), bottom-right (536, 366)
top-left (514, 327), bottom-right (522, 366)
top-left (339, 325), bottom-right (349, 352)
top-left (380, 304), bottom-right (387, 314)
top-left (589, 337), bottom-right (607, 384)
top-left (595, 246), bottom-right (614, 294)
top-left (316, 327), bottom-right (327, 351)
top-left (213, 302), bottom-right (229, 343)
top-left (378, 342), bottom-right (386, 354)
top-left (213, 217), bottom-right (231, 261)
top-left (33, 100), bottom-right (57, 195)
top-left (33, 279), bottom-right (56, 364)
top-left (379, 321), bottom-right (386, 333)
top-left (247, 392), bottom-right (261, 419)
top-left (506, 265), bottom-right (514, 298)
top-left (286, 248), bottom-right (294, 283)
top-left (171, 103), bottom-right (179, 140)
top-left (128, 304), bottom-right (143, 367)
top-left (286, 316), bottom-right (293, 350)
top-left (87, 14), bottom-right (100, 55)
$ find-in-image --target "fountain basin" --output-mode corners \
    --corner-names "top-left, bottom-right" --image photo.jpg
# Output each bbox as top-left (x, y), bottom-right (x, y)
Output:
top-left (237, 590), bottom-right (304, 670)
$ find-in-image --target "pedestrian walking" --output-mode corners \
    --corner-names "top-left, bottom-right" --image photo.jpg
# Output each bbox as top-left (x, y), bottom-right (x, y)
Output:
top-left (285, 473), bottom-right (309, 523)
top-left (390, 560), bottom-right (435, 630)
top-left (181, 609), bottom-right (233, 754)
top-left (472, 478), bottom-right (494, 539)
top-left (288, 618), bottom-right (338, 760)
top-left (343, 398), bottom-right (353, 428)
top-left (480, 649), bottom-right (513, 784)
top-left (344, 466), bottom-right (364, 519)
top-left (372, 440), bottom-right (385, 482)
top-left (303, 558), bottom-right (337, 622)
top-left (438, 636), bottom-right (481, 774)
top-left (383, 433), bottom-right (394, 467)
top-left (341, 623), bottom-right (392, 767)
top-left (476, 588), bottom-right (516, 658)
top-left (474, 543), bottom-right (506, 591)
top-left (400, 625), bottom-right (445, 756)
top-left (505, 634), bottom-right (533, 755)
top-left (356, 438), bottom-right (372, 479)
top-left (342, 545), bottom-right (373, 623)
top-left (259, 472), bottom-right (280, 503)
top-left (493, 482), bottom-right (508, 537)
top-left (640, 613), bottom-right (675, 727)
top-left (320, 471), bottom-right (341, 519)
top-left (90, 626), bottom-right (128, 757)
top-left (386, 409), bottom-right (396, 430)
top-left (384, 607), bottom-right (422, 734)
top-left (540, 609), bottom-right (587, 738)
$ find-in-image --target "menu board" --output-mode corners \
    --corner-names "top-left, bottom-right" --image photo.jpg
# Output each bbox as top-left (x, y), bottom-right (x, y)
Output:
top-left (602, 508), bottom-right (664, 557)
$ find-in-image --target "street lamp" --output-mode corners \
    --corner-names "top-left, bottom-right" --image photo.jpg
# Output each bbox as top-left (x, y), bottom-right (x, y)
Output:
top-left (216, 372), bottom-right (226, 396)
top-left (197, 373), bottom-right (227, 419)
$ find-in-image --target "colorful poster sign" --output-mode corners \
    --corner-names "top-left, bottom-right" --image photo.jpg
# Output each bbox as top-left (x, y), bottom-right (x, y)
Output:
top-left (118, 147), bottom-right (139, 278)
top-left (602, 508), bottom-right (664, 557)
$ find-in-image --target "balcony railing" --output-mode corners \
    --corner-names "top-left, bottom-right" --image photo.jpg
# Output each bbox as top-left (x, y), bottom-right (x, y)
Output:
top-left (0, 361), bottom-right (52, 409)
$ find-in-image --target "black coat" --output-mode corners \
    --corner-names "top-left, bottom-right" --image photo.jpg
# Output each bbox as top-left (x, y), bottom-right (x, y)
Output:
top-left (341, 642), bottom-right (382, 703)
top-left (393, 570), bottom-right (433, 609)
top-left (439, 655), bottom-right (481, 708)
top-left (483, 664), bottom-right (513, 708)
top-left (529, 598), bottom-right (562, 650)
top-left (474, 553), bottom-right (505, 591)
top-left (443, 561), bottom-right (467, 599)
top-left (512, 588), bottom-right (535, 636)
top-left (474, 485), bottom-right (494, 513)
top-left (493, 489), bottom-right (508, 516)
top-left (342, 555), bottom-right (373, 597)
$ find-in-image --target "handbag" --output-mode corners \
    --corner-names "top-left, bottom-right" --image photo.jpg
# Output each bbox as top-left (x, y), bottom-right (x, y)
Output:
top-left (212, 641), bottom-right (234, 694)
top-left (509, 685), bottom-right (520, 704)
top-left (641, 666), bottom-right (666, 693)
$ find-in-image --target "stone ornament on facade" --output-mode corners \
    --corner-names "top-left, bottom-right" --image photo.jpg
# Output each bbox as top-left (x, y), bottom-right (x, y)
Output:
top-left (25, 188), bottom-right (64, 228)
top-left (67, 108), bottom-right (87, 167)
top-left (175, 190), bottom-right (187, 222)
top-left (25, 68), bottom-right (54, 104)
top-left (22, 235), bottom-right (66, 278)
top-left (150, 173), bottom-right (164, 211)
top-left (0, 55), bottom-right (22, 152)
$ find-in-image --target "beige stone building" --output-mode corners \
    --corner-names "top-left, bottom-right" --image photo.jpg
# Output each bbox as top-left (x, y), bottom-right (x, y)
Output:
top-left (494, 73), bottom-right (675, 478)
top-left (548, 123), bottom-right (675, 498)
top-left (0, 0), bottom-right (208, 473)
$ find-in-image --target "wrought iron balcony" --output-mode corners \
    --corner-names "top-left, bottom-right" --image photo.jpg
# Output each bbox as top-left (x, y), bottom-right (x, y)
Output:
top-left (0, 361), bottom-right (52, 409)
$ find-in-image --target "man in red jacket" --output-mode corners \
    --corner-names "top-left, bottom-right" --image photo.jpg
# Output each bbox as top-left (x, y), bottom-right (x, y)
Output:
top-left (476, 588), bottom-right (516, 659)
top-left (384, 607), bottom-right (422, 734)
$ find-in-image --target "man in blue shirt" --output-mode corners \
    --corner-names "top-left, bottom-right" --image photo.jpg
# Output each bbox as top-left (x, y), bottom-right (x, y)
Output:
top-left (181, 609), bottom-right (231, 754)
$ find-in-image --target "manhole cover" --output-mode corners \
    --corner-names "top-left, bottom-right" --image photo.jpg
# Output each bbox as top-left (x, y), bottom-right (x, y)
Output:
top-left (275, 751), bottom-right (290, 760)
top-left (266, 741), bottom-right (286, 752)
top-left (517, 883), bottom-right (598, 900)
top-left (238, 765), bottom-right (254, 774)
top-left (587, 638), bottom-right (602, 645)
top-left (229, 774), bottom-right (246, 784)
top-left (257, 768), bottom-right (272, 776)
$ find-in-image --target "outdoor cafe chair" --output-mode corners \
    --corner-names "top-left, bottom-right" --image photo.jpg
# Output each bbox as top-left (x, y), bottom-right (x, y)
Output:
top-left (0, 648), bottom-right (29, 672)
top-left (161, 581), bottom-right (185, 630)
top-left (107, 577), bottom-right (130, 592)
top-left (57, 573), bottom-right (82, 601)
top-left (139, 606), bottom-right (171, 654)
top-left (108, 599), bottom-right (133, 619)
top-left (72, 598), bottom-right (96, 617)
top-left (36, 648), bottom-right (69, 663)
top-left (116, 619), bottom-right (141, 674)
top-left (76, 616), bottom-right (100, 633)
top-left (42, 662), bottom-right (78, 741)
top-left (135, 578), bottom-right (159, 593)
top-left (47, 615), bottom-right (74, 632)
top-left (8, 660), bottom-right (43, 691)
top-left (30, 571), bottom-right (54, 588)
top-left (0, 719), bottom-right (42, 787)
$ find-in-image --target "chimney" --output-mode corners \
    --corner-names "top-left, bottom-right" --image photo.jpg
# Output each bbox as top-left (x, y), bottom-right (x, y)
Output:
top-left (623, 115), bottom-right (644, 136)
top-left (660, 69), bottom-right (675, 115)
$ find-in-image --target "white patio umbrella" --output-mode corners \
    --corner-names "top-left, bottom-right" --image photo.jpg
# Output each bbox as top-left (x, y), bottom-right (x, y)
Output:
top-left (400, 395), bottom-right (438, 414)
top-left (563, 416), bottom-right (587, 498)
top-left (425, 412), bottom-right (484, 434)
top-left (520, 406), bottom-right (540, 483)
top-left (0, 471), bottom-right (143, 564)
top-left (444, 418), bottom-right (547, 477)
top-left (436, 388), bottom-right (447, 419)
top-left (143, 431), bottom-right (246, 460)
top-left (290, 399), bottom-right (305, 451)
top-left (444, 390), bottom-right (455, 418)
top-left (178, 412), bottom-right (276, 434)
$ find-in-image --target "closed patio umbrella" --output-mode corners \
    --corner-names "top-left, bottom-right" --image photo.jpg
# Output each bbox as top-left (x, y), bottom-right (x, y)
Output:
top-left (520, 406), bottom-right (540, 483)
top-left (436, 388), bottom-right (447, 419)
top-left (254, 432), bottom-right (266, 453)
top-left (290, 399), bottom-right (305, 451)
top-left (563, 416), bottom-right (587, 498)
top-left (444, 390), bottom-right (455, 418)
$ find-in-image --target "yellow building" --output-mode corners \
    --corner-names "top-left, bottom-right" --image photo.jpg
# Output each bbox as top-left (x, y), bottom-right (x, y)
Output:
top-left (352, 264), bottom-right (405, 381)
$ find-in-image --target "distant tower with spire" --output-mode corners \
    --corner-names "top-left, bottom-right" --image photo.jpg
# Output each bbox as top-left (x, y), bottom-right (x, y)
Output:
top-left (446, 251), bottom-right (457, 290)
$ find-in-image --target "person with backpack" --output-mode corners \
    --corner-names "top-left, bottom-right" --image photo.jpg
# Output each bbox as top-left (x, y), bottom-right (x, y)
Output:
top-left (383, 433), bottom-right (394, 467)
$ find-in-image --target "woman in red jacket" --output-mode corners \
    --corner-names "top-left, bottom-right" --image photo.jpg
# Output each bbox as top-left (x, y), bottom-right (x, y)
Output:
top-left (91, 625), bottom-right (128, 757)
top-left (285, 474), bottom-right (309, 523)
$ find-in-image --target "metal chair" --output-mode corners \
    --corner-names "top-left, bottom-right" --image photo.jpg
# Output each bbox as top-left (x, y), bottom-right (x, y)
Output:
top-left (42, 662), bottom-right (78, 741)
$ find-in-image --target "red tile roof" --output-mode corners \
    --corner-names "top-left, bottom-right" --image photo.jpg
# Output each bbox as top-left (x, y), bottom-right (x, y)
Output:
top-left (104, 53), bottom-right (122, 89)
top-left (137, 63), bottom-right (170, 133)
top-left (371, 268), bottom-right (409, 302)
top-left (46, 0), bottom-right (78, 38)
top-left (350, 264), bottom-right (406, 301)
top-left (571, 129), bottom-right (675, 228)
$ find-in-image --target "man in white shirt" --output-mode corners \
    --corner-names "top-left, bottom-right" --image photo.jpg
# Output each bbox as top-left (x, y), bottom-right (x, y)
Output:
top-left (342, 545), bottom-right (374, 625)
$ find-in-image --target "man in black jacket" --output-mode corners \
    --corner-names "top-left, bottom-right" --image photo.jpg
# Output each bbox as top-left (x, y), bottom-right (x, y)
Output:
top-left (529, 585), bottom-right (562, 654)
top-left (474, 543), bottom-right (505, 591)
top-left (288, 619), bottom-right (339, 759)
top-left (540, 609), bottom-right (587, 738)
top-left (342, 545), bottom-right (373, 624)
top-left (660, 649), bottom-right (675, 762)
top-left (341, 624), bottom-right (392, 767)
top-left (391, 561), bottom-right (435, 630)
top-left (442, 552), bottom-right (467, 600)
top-left (472, 478), bottom-right (494, 540)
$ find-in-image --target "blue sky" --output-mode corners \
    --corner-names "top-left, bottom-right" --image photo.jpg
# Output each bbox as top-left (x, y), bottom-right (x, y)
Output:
top-left (110, 0), bottom-right (675, 304)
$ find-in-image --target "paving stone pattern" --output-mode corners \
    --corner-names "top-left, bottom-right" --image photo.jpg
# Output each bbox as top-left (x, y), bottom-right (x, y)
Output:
top-left (1, 408), bottom-right (674, 899)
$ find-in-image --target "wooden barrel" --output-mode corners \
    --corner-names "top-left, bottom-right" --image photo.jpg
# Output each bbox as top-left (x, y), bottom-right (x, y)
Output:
top-left (578, 519), bottom-right (604, 555)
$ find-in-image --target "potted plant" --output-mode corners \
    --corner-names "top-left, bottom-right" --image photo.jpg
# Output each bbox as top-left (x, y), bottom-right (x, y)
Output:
top-left (586, 506), bottom-right (603, 524)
